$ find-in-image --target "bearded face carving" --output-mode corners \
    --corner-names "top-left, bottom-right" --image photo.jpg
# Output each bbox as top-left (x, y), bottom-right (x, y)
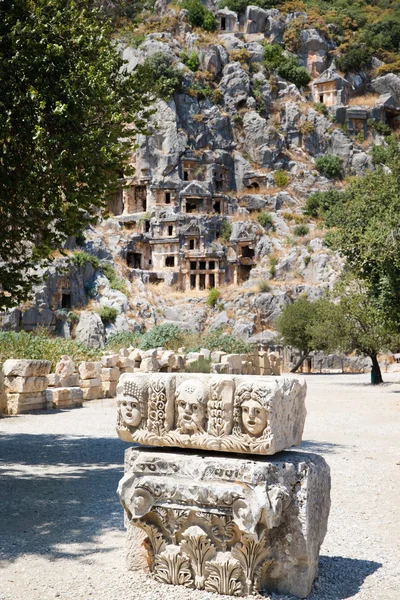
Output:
top-left (175, 380), bottom-right (207, 435)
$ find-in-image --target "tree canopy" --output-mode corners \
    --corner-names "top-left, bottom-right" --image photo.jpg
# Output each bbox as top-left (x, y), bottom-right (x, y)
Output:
top-left (0, 0), bottom-right (154, 308)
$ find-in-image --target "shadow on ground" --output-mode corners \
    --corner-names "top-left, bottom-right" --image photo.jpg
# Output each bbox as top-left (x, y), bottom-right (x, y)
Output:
top-left (297, 439), bottom-right (348, 454)
top-left (308, 555), bottom-right (382, 600)
top-left (0, 433), bottom-right (127, 564)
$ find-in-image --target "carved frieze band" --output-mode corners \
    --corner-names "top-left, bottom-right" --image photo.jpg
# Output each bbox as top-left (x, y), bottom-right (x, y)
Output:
top-left (116, 373), bottom-right (306, 455)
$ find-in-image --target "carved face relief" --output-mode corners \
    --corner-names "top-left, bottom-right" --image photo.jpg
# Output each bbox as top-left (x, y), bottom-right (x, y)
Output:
top-left (241, 399), bottom-right (268, 437)
top-left (176, 381), bottom-right (207, 435)
top-left (120, 397), bottom-right (142, 428)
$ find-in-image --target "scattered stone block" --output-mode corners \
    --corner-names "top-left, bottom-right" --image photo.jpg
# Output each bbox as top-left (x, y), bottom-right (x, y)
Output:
top-left (118, 447), bottom-right (331, 599)
top-left (7, 392), bottom-right (47, 414)
top-left (101, 354), bottom-right (119, 368)
top-left (59, 374), bottom-right (79, 388)
top-left (117, 357), bottom-right (134, 370)
top-left (0, 366), bottom-right (6, 416)
top-left (3, 359), bottom-right (51, 378)
top-left (79, 378), bottom-right (102, 388)
top-left (55, 356), bottom-right (75, 379)
top-left (4, 376), bottom-right (48, 394)
top-left (116, 373), bottom-right (307, 455)
top-left (82, 386), bottom-right (103, 401)
top-left (139, 357), bottom-right (160, 372)
top-left (101, 367), bottom-right (120, 382)
top-left (47, 373), bottom-right (61, 387)
top-left (102, 380), bottom-right (118, 398)
top-left (78, 361), bottom-right (102, 380)
top-left (45, 387), bottom-right (83, 409)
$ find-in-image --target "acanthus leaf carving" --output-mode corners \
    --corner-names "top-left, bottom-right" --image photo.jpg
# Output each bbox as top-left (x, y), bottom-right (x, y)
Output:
top-left (154, 545), bottom-right (193, 587)
top-left (231, 529), bottom-right (271, 595)
top-left (181, 526), bottom-right (216, 589)
top-left (205, 552), bottom-right (243, 596)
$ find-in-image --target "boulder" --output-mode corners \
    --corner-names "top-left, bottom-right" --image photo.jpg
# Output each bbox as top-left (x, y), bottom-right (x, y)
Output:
top-left (371, 73), bottom-right (400, 103)
top-left (75, 311), bottom-right (105, 349)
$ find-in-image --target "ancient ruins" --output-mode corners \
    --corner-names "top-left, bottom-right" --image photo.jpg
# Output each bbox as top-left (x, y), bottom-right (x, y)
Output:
top-left (116, 373), bottom-right (331, 598)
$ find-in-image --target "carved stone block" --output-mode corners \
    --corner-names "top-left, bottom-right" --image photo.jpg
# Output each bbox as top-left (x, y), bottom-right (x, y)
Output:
top-left (118, 447), bottom-right (330, 598)
top-left (116, 373), bottom-right (307, 455)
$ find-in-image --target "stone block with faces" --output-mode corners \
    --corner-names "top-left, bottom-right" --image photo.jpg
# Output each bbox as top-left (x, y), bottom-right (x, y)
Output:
top-left (118, 448), bottom-right (331, 599)
top-left (116, 373), bottom-right (307, 455)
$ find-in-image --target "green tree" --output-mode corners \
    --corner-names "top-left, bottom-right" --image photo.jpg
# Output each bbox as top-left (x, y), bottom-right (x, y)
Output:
top-left (276, 297), bottom-right (323, 372)
top-left (323, 279), bottom-right (399, 384)
top-left (324, 168), bottom-right (400, 320)
top-left (0, 0), bottom-right (154, 309)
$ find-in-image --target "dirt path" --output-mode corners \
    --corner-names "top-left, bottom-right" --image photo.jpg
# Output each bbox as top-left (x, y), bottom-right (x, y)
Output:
top-left (0, 373), bottom-right (399, 600)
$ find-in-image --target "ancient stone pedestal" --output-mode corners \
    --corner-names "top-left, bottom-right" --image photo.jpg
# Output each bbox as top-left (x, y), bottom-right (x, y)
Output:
top-left (116, 373), bottom-right (330, 599)
top-left (119, 448), bottom-right (330, 598)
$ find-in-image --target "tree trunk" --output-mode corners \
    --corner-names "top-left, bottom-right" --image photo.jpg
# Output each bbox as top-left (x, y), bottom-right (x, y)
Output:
top-left (370, 353), bottom-right (383, 384)
top-left (290, 352), bottom-right (308, 373)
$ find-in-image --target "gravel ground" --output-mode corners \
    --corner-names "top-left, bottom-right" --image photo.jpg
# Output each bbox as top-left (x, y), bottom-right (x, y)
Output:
top-left (0, 373), bottom-right (399, 600)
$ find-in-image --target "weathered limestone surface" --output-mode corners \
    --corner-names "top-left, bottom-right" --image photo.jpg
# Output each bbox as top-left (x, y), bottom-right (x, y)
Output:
top-left (79, 361), bottom-right (103, 401)
top-left (0, 365), bottom-right (6, 416)
top-left (3, 359), bottom-right (51, 378)
top-left (3, 359), bottom-right (51, 414)
top-left (46, 357), bottom-right (83, 409)
top-left (116, 373), bottom-right (306, 455)
top-left (118, 447), bottom-right (331, 598)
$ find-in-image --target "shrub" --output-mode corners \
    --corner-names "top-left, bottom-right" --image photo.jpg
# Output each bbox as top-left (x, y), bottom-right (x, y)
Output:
top-left (141, 52), bottom-right (184, 100)
top-left (97, 305), bottom-right (118, 325)
top-left (273, 170), bottom-right (289, 188)
top-left (258, 280), bottom-right (271, 293)
top-left (0, 329), bottom-right (100, 370)
top-left (315, 154), bottom-right (343, 179)
top-left (232, 114), bottom-right (243, 128)
top-left (220, 220), bottom-right (232, 241)
top-left (336, 45), bottom-right (372, 73)
top-left (294, 224), bottom-right (309, 237)
top-left (71, 251), bottom-right (100, 270)
top-left (269, 255), bottom-right (278, 278)
top-left (277, 57), bottom-right (311, 88)
top-left (188, 329), bottom-right (252, 354)
top-left (262, 43), bottom-right (285, 70)
top-left (257, 212), bottom-right (274, 230)
top-left (304, 190), bottom-right (344, 217)
top-left (207, 287), bottom-right (221, 308)
top-left (304, 254), bottom-right (311, 267)
top-left (100, 262), bottom-right (128, 295)
top-left (297, 121), bottom-right (314, 136)
top-left (105, 331), bottom-right (143, 351)
top-left (313, 101), bottom-right (328, 116)
top-left (183, 0), bottom-right (217, 31)
top-left (139, 323), bottom-right (184, 351)
top-left (210, 87), bottom-right (223, 104)
top-left (230, 48), bottom-right (251, 65)
top-left (367, 119), bottom-right (392, 137)
top-left (180, 50), bottom-right (200, 72)
top-left (185, 357), bottom-right (212, 373)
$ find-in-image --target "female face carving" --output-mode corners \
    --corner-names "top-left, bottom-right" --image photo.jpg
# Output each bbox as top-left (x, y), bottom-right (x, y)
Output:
top-left (241, 398), bottom-right (268, 437)
top-left (120, 396), bottom-right (141, 428)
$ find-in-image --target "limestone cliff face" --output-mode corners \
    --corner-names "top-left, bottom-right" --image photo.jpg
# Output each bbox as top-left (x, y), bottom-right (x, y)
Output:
top-left (3, 3), bottom-right (398, 343)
